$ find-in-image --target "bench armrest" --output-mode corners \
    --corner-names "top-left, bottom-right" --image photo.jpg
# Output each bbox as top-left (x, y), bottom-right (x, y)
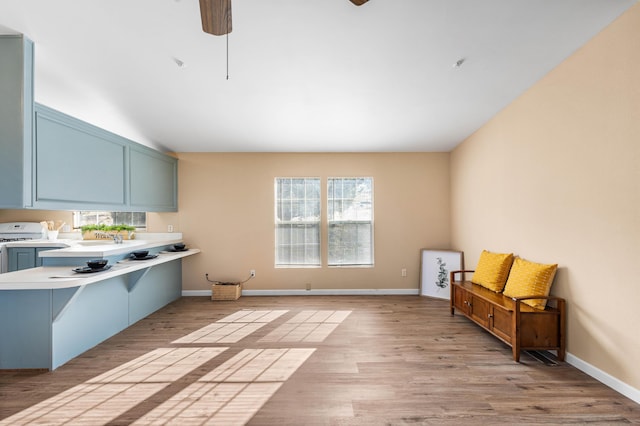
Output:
top-left (450, 270), bottom-right (475, 282)
top-left (511, 295), bottom-right (565, 302)
top-left (511, 295), bottom-right (566, 311)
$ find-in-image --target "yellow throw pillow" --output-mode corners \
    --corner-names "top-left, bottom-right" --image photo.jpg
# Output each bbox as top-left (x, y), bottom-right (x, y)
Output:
top-left (503, 257), bottom-right (558, 310)
top-left (471, 250), bottom-right (514, 292)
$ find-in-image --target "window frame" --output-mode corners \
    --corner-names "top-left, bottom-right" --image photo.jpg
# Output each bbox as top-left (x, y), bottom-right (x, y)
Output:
top-left (72, 211), bottom-right (147, 230)
top-left (274, 177), bottom-right (322, 268)
top-left (327, 177), bottom-right (374, 268)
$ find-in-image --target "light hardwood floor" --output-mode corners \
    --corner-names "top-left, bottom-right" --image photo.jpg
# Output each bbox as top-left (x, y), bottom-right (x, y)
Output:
top-left (1, 295), bottom-right (639, 425)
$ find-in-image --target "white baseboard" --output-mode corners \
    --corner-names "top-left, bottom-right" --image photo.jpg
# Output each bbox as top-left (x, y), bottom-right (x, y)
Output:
top-left (182, 288), bottom-right (420, 297)
top-left (181, 290), bottom-right (213, 296)
top-left (565, 352), bottom-right (640, 405)
top-left (179, 289), bottom-right (639, 405)
top-left (242, 288), bottom-right (420, 296)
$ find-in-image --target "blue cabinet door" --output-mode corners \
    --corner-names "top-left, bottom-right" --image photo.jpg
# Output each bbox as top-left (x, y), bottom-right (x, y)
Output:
top-left (8, 248), bottom-right (36, 272)
top-left (129, 145), bottom-right (178, 211)
top-left (8, 247), bottom-right (56, 271)
top-left (33, 106), bottom-right (127, 210)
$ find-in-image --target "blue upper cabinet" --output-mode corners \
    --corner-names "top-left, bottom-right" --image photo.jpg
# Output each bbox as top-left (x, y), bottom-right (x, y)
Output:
top-left (34, 106), bottom-right (127, 209)
top-left (129, 145), bottom-right (178, 211)
top-left (0, 35), bottom-right (34, 209)
top-left (0, 36), bottom-right (177, 212)
top-left (33, 104), bottom-right (178, 212)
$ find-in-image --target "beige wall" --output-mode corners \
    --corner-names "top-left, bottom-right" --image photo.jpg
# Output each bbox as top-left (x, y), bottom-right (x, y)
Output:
top-left (174, 153), bottom-right (450, 292)
top-left (451, 4), bottom-right (640, 390)
top-left (0, 210), bottom-right (72, 226)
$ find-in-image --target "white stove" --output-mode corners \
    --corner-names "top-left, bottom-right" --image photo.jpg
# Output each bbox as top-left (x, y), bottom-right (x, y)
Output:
top-left (0, 222), bottom-right (46, 273)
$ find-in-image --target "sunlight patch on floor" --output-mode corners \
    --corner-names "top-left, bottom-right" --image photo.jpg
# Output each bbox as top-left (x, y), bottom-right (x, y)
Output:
top-left (0, 383), bottom-right (167, 426)
top-left (134, 348), bottom-right (315, 426)
top-left (200, 348), bottom-right (316, 382)
top-left (0, 347), bottom-right (227, 426)
top-left (0, 309), bottom-right (348, 425)
top-left (172, 322), bottom-right (268, 344)
top-left (260, 310), bottom-right (352, 342)
top-left (87, 347), bottom-right (228, 383)
top-left (173, 310), bottom-right (289, 344)
top-left (217, 310), bottom-right (289, 323)
top-left (132, 382), bottom-right (281, 426)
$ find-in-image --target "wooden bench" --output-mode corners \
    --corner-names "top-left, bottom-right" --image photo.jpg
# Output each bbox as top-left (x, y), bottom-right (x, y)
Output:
top-left (449, 270), bottom-right (566, 362)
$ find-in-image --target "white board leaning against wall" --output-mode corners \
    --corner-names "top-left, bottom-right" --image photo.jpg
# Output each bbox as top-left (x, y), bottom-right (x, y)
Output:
top-left (420, 249), bottom-right (464, 300)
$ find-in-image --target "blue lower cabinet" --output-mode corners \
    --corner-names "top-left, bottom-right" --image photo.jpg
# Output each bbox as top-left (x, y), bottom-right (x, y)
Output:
top-left (8, 247), bottom-right (57, 271)
top-left (128, 261), bottom-right (182, 324)
top-left (0, 259), bottom-right (183, 370)
top-left (0, 290), bottom-right (52, 369)
top-left (51, 277), bottom-right (130, 369)
top-left (8, 248), bottom-right (36, 272)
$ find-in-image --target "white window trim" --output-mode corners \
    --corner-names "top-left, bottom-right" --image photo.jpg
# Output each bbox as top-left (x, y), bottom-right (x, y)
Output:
top-left (274, 177), bottom-right (322, 268)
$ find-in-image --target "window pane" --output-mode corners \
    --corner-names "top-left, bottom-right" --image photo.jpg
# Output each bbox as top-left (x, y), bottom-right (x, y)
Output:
top-left (293, 179), bottom-right (305, 199)
top-left (327, 177), bottom-right (374, 266)
top-left (306, 200), bottom-right (320, 220)
top-left (73, 211), bottom-right (146, 229)
top-left (275, 224), bottom-right (320, 265)
top-left (276, 201), bottom-right (290, 221)
top-left (275, 178), bottom-right (321, 266)
top-left (306, 179), bottom-right (320, 199)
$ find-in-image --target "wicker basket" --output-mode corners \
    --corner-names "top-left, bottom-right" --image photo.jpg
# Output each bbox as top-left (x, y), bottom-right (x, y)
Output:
top-left (211, 284), bottom-right (242, 301)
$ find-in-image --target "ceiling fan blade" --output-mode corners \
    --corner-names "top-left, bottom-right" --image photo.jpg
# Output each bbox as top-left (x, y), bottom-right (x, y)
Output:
top-left (349, 0), bottom-right (369, 5)
top-left (199, 0), bottom-right (232, 36)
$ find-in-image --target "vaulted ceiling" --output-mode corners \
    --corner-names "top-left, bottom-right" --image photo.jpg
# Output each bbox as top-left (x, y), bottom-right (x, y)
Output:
top-left (0, 0), bottom-right (635, 152)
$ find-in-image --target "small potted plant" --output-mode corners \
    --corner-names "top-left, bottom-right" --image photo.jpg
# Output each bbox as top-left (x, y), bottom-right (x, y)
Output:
top-left (81, 224), bottom-right (136, 240)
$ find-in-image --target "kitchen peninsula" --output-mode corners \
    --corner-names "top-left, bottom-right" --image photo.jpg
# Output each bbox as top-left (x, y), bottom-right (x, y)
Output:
top-left (0, 238), bottom-right (199, 370)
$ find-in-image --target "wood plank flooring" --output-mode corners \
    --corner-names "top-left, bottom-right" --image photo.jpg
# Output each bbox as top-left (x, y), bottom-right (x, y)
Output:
top-left (1, 296), bottom-right (639, 425)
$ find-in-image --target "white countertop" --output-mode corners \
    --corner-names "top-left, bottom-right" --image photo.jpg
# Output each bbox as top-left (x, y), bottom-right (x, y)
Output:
top-left (0, 248), bottom-right (199, 290)
top-left (3, 240), bottom-right (69, 249)
top-left (38, 239), bottom-right (183, 258)
top-left (4, 233), bottom-right (184, 258)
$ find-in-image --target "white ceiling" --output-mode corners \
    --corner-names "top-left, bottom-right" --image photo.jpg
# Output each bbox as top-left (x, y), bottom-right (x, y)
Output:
top-left (0, 0), bottom-right (636, 152)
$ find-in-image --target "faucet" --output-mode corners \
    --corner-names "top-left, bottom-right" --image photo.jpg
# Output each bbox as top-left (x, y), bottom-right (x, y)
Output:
top-left (112, 234), bottom-right (124, 244)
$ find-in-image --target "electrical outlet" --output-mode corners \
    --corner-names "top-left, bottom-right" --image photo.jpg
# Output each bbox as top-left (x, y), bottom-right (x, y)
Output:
top-left (167, 225), bottom-right (174, 232)
top-left (250, 269), bottom-right (256, 278)
top-left (401, 268), bottom-right (407, 277)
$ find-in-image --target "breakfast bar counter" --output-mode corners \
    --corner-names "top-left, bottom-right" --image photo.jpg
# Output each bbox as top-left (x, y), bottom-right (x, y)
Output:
top-left (0, 242), bottom-right (200, 370)
top-left (0, 248), bottom-right (199, 289)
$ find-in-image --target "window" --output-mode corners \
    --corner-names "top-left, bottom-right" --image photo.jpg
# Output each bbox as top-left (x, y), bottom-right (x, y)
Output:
top-left (275, 178), bottom-right (321, 267)
top-left (73, 211), bottom-right (147, 229)
top-left (327, 177), bottom-right (373, 266)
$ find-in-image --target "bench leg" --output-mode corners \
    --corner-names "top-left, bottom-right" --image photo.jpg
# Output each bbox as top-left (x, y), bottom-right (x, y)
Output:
top-left (557, 299), bottom-right (566, 362)
top-left (512, 299), bottom-right (521, 363)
